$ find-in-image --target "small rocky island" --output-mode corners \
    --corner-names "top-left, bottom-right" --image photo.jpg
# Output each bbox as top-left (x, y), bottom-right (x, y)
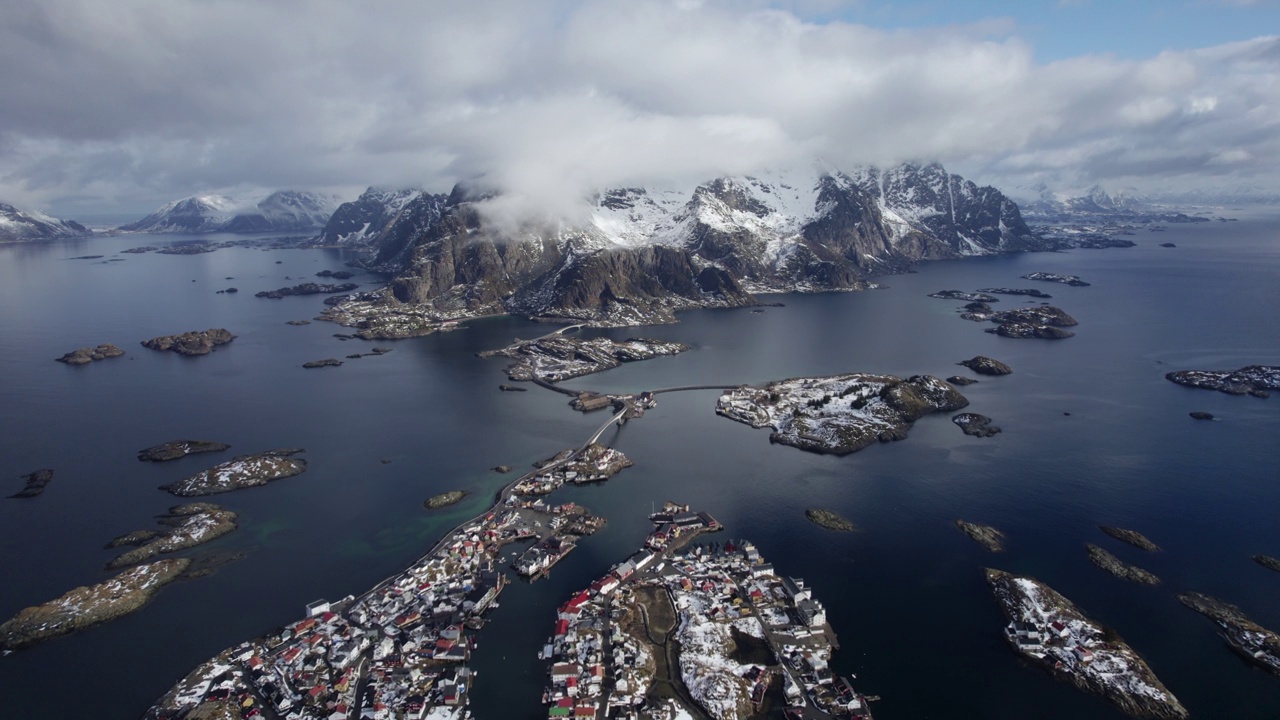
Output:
top-left (1022, 272), bottom-right (1091, 287)
top-left (1100, 526), bottom-right (1161, 552)
top-left (1254, 554), bottom-right (1280, 573)
top-left (1188, 411), bottom-right (1215, 420)
top-left (141, 329), bottom-right (235, 356)
top-left (480, 335), bottom-right (690, 382)
top-left (1178, 592), bottom-right (1280, 676)
top-left (953, 413), bottom-right (1001, 437)
top-left (424, 490), bottom-right (467, 510)
top-left (962, 306), bottom-right (1078, 339)
top-left (106, 504), bottom-right (238, 569)
top-left (959, 356), bottom-right (1013, 376)
top-left (929, 290), bottom-right (999, 302)
top-left (1165, 365), bottom-right (1280, 398)
top-left (947, 375), bottom-right (978, 386)
top-left (986, 569), bottom-right (1187, 719)
top-left (137, 440), bottom-right (230, 462)
top-left (0, 559), bottom-right (191, 651)
top-left (254, 282), bottom-right (358, 299)
top-left (160, 449), bottom-right (308, 497)
top-left (55, 343), bottom-right (125, 365)
top-left (9, 469), bottom-right (54, 499)
top-left (805, 508), bottom-right (857, 532)
top-left (302, 358), bottom-right (343, 368)
top-left (716, 372), bottom-right (968, 455)
top-left (956, 520), bottom-right (1006, 552)
top-left (1086, 544), bottom-right (1160, 585)
top-left (977, 287), bottom-right (1053, 298)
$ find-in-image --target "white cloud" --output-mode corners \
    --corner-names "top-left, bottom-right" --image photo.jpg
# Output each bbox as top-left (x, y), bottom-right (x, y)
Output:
top-left (0, 0), bottom-right (1276, 214)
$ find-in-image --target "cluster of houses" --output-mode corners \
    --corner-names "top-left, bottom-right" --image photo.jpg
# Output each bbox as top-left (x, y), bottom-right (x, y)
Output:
top-left (645, 502), bottom-right (721, 551)
top-left (507, 501), bottom-right (605, 579)
top-left (512, 445), bottom-right (634, 496)
top-left (1005, 618), bottom-right (1096, 667)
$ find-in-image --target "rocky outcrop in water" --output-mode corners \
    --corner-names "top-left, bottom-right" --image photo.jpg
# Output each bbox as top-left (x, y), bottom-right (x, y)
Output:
top-left (106, 504), bottom-right (238, 570)
top-left (953, 413), bottom-right (1001, 437)
top-left (424, 491), bottom-right (467, 510)
top-left (56, 344), bottom-right (125, 365)
top-left (1178, 592), bottom-right (1280, 677)
top-left (1100, 526), bottom-right (1161, 552)
top-left (959, 356), bottom-right (1012, 376)
top-left (481, 336), bottom-right (690, 382)
top-left (805, 508), bottom-right (857, 532)
top-left (987, 569), bottom-right (1187, 719)
top-left (9, 469), bottom-right (54, 499)
top-left (1165, 365), bottom-right (1279, 398)
top-left (1086, 544), bottom-right (1160, 585)
top-left (1188, 411), bottom-right (1215, 420)
top-left (255, 282), bottom-right (358, 299)
top-left (1254, 555), bottom-right (1280, 573)
top-left (961, 305), bottom-right (1078, 339)
top-left (977, 287), bottom-right (1052, 298)
top-left (0, 559), bottom-right (191, 650)
top-left (956, 520), bottom-right (1006, 552)
top-left (717, 373), bottom-right (968, 455)
top-left (1022, 272), bottom-right (1090, 287)
top-left (141, 329), bottom-right (235, 356)
top-left (947, 375), bottom-right (978, 386)
top-left (137, 440), bottom-right (230, 462)
top-left (929, 290), bottom-right (998, 302)
top-left (160, 449), bottom-right (308, 497)
top-left (302, 358), bottom-right (343, 368)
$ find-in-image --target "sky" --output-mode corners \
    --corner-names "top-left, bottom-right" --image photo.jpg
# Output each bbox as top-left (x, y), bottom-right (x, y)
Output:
top-left (0, 0), bottom-right (1277, 217)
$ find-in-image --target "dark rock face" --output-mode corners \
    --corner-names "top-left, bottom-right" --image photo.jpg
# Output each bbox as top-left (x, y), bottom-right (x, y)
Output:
top-left (137, 440), bottom-right (231, 462)
top-left (953, 413), bottom-right (1002, 437)
top-left (9, 469), bottom-right (53, 499)
top-left (959, 356), bottom-right (1013, 375)
top-left (315, 187), bottom-right (444, 255)
top-left (1165, 365), bottom-right (1279, 398)
top-left (141, 329), bottom-right (235, 356)
top-left (341, 164), bottom-right (1049, 328)
top-left (255, 282), bottom-right (358, 299)
top-left (55, 343), bottom-right (125, 365)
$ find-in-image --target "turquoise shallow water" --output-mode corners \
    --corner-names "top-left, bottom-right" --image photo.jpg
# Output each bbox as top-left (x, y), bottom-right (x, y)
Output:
top-left (0, 217), bottom-right (1278, 719)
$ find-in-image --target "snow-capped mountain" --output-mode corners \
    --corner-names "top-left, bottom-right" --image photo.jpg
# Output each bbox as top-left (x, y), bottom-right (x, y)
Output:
top-left (335, 162), bottom-right (1047, 325)
top-left (315, 187), bottom-right (443, 250)
top-left (119, 191), bottom-right (340, 233)
top-left (0, 202), bottom-right (92, 242)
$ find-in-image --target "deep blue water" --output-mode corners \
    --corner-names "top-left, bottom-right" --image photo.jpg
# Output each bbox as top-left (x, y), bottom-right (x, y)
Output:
top-left (0, 218), bottom-right (1278, 719)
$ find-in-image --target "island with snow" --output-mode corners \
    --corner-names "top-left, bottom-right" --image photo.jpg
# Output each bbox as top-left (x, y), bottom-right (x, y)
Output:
top-left (1178, 592), bottom-right (1280, 677)
top-left (716, 373), bottom-right (967, 455)
top-left (541, 504), bottom-right (875, 720)
top-left (986, 569), bottom-right (1187, 719)
top-left (160, 449), bottom-right (308, 496)
top-left (1165, 365), bottom-right (1280, 398)
top-left (480, 334), bottom-right (690, 383)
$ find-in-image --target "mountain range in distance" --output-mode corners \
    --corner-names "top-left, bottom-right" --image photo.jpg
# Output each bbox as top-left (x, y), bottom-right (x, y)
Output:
top-left (116, 190), bottom-right (342, 234)
top-left (0, 202), bottom-right (92, 243)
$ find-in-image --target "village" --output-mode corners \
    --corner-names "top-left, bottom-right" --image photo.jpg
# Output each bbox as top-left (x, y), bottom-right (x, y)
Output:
top-left (541, 504), bottom-right (876, 720)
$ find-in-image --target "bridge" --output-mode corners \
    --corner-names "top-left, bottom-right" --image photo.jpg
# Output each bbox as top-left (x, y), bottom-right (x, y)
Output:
top-left (582, 402), bottom-right (631, 450)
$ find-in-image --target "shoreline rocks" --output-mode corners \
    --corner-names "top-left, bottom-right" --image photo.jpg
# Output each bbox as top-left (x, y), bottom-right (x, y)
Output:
top-left (0, 559), bottom-right (192, 651)
top-left (137, 440), bottom-right (231, 462)
top-left (987, 569), bottom-right (1188, 720)
top-left (959, 356), bottom-right (1012, 376)
top-left (1165, 365), bottom-right (1279, 398)
top-left (106, 504), bottom-right (238, 570)
top-left (9, 469), bottom-right (54, 499)
top-left (1100, 526), bottom-right (1161, 552)
top-left (141, 329), bottom-right (235, 356)
top-left (160, 449), bottom-right (308, 497)
top-left (1086, 544), bottom-right (1160, 585)
top-left (1178, 592), bottom-right (1280, 676)
top-left (56, 343), bottom-right (125, 365)
top-left (716, 373), bottom-right (968, 455)
top-left (424, 490), bottom-right (468, 510)
top-left (956, 520), bottom-right (1005, 552)
top-left (804, 508), bottom-right (857, 532)
top-left (953, 413), bottom-right (1001, 437)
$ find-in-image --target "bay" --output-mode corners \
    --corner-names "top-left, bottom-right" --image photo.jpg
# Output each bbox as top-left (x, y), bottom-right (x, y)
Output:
top-left (0, 217), bottom-right (1277, 719)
